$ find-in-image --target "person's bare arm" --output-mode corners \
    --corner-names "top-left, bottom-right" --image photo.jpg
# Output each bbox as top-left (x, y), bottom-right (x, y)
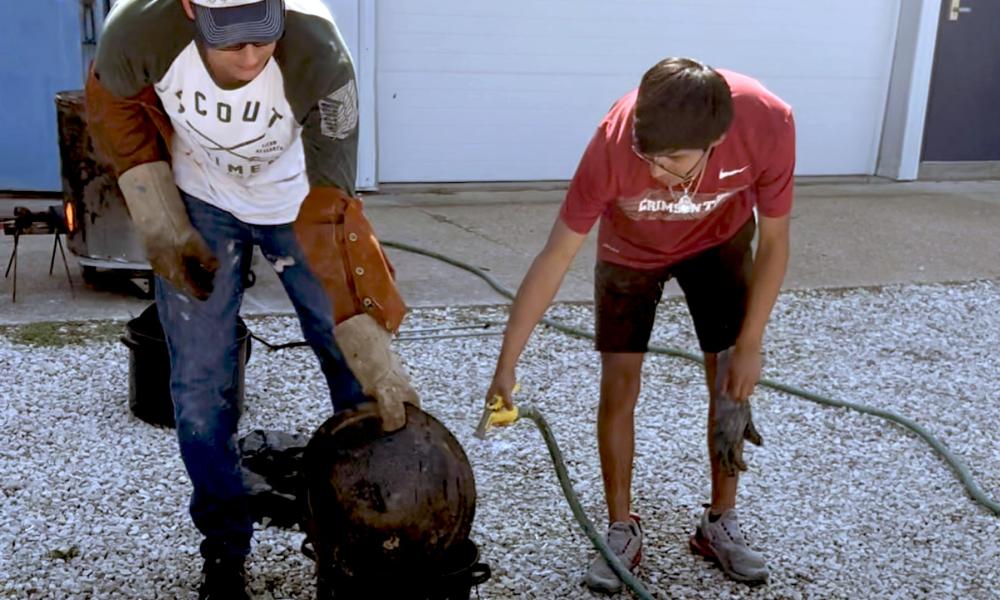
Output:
top-left (724, 212), bottom-right (790, 400)
top-left (487, 218), bottom-right (588, 407)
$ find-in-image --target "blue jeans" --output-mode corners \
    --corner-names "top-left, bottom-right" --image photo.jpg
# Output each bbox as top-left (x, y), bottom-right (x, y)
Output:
top-left (155, 191), bottom-right (366, 561)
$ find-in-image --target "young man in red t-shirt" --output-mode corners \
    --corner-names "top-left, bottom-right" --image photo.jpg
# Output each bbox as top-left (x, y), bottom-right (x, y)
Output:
top-left (486, 57), bottom-right (794, 590)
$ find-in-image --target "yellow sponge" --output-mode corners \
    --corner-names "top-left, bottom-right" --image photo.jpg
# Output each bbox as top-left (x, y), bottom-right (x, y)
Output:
top-left (473, 383), bottom-right (521, 439)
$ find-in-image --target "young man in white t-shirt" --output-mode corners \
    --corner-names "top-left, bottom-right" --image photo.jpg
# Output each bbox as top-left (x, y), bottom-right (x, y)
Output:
top-left (86, 1), bottom-right (416, 596)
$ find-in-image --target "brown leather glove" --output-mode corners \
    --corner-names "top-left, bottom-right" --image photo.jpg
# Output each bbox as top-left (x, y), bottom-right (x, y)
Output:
top-left (711, 347), bottom-right (764, 476)
top-left (292, 187), bottom-right (406, 332)
top-left (117, 161), bottom-right (218, 300)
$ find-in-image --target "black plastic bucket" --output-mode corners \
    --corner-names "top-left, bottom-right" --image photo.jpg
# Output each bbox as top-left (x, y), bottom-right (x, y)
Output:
top-left (121, 304), bottom-right (252, 427)
top-left (320, 538), bottom-right (491, 600)
top-left (428, 538), bottom-right (491, 600)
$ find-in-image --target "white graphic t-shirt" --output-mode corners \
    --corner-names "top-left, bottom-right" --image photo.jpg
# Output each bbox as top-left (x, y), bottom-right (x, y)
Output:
top-left (155, 44), bottom-right (309, 224)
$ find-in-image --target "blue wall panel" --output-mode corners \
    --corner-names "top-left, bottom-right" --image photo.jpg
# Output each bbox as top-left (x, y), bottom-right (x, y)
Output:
top-left (0, 2), bottom-right (84, 192)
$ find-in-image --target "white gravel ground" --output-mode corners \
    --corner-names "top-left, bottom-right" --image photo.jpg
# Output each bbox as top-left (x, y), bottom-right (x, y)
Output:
top-left (2, 280), bottom-right (999, 599)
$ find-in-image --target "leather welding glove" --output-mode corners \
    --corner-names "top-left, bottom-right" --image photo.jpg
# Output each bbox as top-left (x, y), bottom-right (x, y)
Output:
top-left (117, 161), bottom-right (218, 300)
top-left (711, 346), bottom-right (764, 476)
top-left (334, 313), bottom-right (420, 432)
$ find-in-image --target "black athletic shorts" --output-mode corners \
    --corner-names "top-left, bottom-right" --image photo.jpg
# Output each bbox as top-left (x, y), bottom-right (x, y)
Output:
top-left (594, 217), bottom-right (755, 354)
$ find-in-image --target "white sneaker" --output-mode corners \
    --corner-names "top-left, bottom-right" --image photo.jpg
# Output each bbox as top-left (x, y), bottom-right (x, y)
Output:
top-left (689, 506), bottom-right (769, 584)
top-left (583, 515), bottom-right (643, 593)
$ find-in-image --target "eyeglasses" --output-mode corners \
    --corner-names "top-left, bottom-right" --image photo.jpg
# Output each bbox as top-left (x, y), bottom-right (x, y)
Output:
top-left (632, 143), bottom-right (713, 182)
top-left (216, 41), bottom-right (274, 52)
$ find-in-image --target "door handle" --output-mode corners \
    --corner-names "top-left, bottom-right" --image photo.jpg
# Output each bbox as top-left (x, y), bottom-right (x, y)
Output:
top-left (950, 0), bottom-right (972, 21)
top-left (82, 0), bottom-right (97, 44)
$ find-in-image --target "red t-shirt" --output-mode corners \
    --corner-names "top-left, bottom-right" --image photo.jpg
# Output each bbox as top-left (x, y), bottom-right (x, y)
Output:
top-left (559, 69), bottom-right (795, 269)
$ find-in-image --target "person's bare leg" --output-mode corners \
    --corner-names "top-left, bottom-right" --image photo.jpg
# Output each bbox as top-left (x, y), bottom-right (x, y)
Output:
top-left (598, 352), bottom-right (645, 523)
top-left (703, 352), bottom-right (739, 514)
top-left (692, 352), bottom-right (769, 583)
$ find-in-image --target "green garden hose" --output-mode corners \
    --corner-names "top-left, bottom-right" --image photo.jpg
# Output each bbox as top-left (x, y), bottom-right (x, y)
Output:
top-left (381, 239), bottom-right (1000, 597)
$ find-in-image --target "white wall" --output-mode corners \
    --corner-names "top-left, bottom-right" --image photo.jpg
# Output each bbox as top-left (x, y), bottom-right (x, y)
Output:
top-left (323, 0), bottom-right (377, 189)
top-left (375, 0), bottom-right (901, 182)
top-left (877, 0), bottom-right (941, 180)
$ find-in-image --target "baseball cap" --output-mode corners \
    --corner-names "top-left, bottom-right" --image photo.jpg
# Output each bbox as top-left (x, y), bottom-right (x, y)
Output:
top-left (190, 0), bottom-right (285, 49)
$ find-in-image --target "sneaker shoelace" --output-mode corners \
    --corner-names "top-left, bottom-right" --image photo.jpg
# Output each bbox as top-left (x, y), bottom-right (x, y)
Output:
top-left (607, 522), bottom-right (639, 554)
top-left (718, 513), bottom-right (748, 545)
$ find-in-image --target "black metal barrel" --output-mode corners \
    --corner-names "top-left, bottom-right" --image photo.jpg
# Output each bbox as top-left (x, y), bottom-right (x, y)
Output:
top-left (55, 90), bottom-right (147, 267)
top-left (304, 403), bottom-right (490, 599)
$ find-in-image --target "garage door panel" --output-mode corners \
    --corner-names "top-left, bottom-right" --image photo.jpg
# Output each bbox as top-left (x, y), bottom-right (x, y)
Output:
top-left (378, 72), bottom-right (621, 182)
top-left (377, 1), bottom-right (900, 181)
top-left (776, 79), bottom-right (891, 174)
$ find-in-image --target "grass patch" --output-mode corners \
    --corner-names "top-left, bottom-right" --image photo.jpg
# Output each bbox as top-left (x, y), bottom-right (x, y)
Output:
top-left (0, 320), bottom-right (125, 347)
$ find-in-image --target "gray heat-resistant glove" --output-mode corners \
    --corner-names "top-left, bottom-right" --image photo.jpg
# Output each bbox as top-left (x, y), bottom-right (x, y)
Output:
top-left (117, 161), bottom-right (218, 300)
top-left (335, 313), bottom-right (420, 432)
top-left (711, 347), bottom-right (763, 476)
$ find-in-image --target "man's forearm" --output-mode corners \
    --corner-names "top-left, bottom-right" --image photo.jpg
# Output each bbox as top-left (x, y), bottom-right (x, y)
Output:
top-left (737, 237), bottom-right (789, 349)
top-left (496, 252), bottom-right (571, 372)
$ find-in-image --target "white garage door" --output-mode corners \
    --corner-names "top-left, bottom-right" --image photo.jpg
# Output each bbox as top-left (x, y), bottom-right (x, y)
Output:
top-left (374, 1), bottom-right (901, 182)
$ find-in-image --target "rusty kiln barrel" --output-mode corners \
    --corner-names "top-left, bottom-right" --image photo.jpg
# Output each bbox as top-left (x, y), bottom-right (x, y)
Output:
top-left (304, 403), bottom-right (481, 598)
top-left (55, 90), bottom-right (147, 266)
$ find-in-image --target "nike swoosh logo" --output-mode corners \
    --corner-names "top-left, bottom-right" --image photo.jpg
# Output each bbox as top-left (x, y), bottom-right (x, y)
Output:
top-left (719, 166), bottom-right (749, 179)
